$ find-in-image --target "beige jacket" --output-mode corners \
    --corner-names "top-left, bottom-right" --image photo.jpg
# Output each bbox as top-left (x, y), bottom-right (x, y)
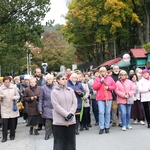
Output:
top-left (81, 82), bottom-right (90, 107)
top-left (51, 84), bottom-right (77, 126)
top-left (0, 84), bottom-right (20, 118)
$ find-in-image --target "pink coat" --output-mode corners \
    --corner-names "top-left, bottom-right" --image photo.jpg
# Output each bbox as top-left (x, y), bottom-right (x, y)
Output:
top-left (115, 79), bottom-right (135, 104)
top-left (93, 75), bottom-right (116, 101)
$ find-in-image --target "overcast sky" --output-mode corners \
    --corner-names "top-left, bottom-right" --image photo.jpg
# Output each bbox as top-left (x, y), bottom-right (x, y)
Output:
top-left (41, 0), bottom-right (68, 25)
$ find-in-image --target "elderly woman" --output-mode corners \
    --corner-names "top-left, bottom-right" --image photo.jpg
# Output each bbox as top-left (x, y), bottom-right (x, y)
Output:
top-left (23, 78), bottom-right (41, 135)
top-left (78, 73), bottom-right (90, 131)
top-left (20, 75), bottom-right (30, 124)
top-left (0, 76), bottom-right (20, 142)
top-left (67, 73), bottom-right (84, 135)
top-left (137, 69), bottom-right (150, 128)
top-left (130, 74), bottom-right (145, 125)
top-left (93, 67), bottom-right (116, 134)
top-left (38, 74), bottom-right (54, 140)
top-left (115, 70), bottom-right (135, 131)
top-left (51, 72), bottom-right (77, 150)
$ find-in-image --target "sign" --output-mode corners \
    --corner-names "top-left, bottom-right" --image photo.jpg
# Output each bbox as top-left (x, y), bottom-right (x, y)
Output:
top-left (123, 54), bottom-right (131, 62)
top-left (72, 64), bottom-right (77, 71)
top-left (60, 65), bottom-right (66, 72)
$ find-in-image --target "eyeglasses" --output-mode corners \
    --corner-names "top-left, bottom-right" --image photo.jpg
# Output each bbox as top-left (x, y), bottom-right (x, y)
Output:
top-left (120, 74), bottom-right (127, 76)
top-left (61, 78), bottom-right (67, 80)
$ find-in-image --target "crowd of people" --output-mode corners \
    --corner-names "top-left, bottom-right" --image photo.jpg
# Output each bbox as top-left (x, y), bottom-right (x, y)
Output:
top-left (0, 66), bottom-right (150, 150)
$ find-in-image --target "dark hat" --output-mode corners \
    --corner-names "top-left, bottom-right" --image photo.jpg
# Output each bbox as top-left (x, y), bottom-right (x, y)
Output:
top-left (20, 75), bottom-right (25, 80)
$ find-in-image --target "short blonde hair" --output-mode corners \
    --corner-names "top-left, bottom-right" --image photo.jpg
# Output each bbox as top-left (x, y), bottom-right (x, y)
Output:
top-left (29, 77), bottom-right (36, 82)
top-left (99, 67), bottom-right (107, 73)
top-left (119, 70), bottom-right (128, 78)
top-left (69, 73), bottom-right (78, 81)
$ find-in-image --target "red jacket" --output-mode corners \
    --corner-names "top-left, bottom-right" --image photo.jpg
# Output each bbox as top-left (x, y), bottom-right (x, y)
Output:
top-left (93, 76), bottom-right (116, 101)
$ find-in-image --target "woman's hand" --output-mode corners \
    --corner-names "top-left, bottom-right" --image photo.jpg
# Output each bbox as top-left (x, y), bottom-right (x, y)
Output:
top-left (0, 95), bottom-right (5, 99)
top-left (31, 96), bottom-right (34, 100)
top-left (125, 93), bottom-right (129, 98)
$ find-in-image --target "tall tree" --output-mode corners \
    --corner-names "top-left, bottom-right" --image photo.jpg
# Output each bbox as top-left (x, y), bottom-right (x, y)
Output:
top-left (31, 31), bottom-right (78, 72)
top-left (0, 0), bottom-right (51, 76)
top-left (63, 0), bottom-right (150, 65)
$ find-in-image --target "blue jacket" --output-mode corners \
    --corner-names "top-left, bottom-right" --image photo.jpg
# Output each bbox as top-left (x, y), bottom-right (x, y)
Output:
top-left (38, 84), bottom-right (54, 119)
top-left (67, 80), bottom-right (84, 109)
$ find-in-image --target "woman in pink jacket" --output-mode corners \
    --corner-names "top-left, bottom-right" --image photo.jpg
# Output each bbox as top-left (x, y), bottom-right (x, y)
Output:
top-left (93, 67), bottom-right (116, 134)
top-left (115, 70), bottom-right (135, 131)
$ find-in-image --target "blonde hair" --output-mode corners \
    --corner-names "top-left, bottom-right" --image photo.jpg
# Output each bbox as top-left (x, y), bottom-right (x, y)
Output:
top-left (119, 70), bottom-right (128, 78)
top-left (99, 67), bottom-right (108, 74)
top-left (29, 77), bottom-right (36, 82)
top-left (69, 73), bottom-right (78, 81)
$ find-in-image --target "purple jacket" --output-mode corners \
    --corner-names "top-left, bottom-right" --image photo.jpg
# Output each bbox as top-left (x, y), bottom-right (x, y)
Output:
top-left (38, 84), bottom-right (54, 119)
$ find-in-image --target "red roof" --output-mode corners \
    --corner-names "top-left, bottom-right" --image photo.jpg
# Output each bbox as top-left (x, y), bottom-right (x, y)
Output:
top-left (130, 48), bottom-right (147, 58)
top-left (99, 57), bottom-right (122, 67)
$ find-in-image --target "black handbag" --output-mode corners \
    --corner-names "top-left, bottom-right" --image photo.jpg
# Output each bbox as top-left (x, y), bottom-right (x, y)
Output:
top-left (111, 91), bottom-right (117, 101)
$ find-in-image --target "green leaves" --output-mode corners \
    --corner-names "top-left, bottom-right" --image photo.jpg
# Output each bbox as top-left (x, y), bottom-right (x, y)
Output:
top-left (0, 0), bottom-right (51, 76)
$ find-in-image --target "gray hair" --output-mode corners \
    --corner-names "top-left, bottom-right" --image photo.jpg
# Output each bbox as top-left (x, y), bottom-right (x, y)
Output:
top-left (56, 72), bottom-right (67, 80)
top-left (45, 74), bottom-right (54, 81)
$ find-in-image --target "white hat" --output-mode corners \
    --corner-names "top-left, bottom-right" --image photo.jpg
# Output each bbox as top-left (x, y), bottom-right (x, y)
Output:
top-left (24, 75), bottom-right (31, 80)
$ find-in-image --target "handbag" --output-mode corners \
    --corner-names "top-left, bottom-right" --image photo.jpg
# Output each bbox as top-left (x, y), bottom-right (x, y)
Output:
top-left (13, 101), bottom-right (18, 111)
top-left (111, 90), bottom-right (116, 101)
top-left (127, 96), bottom-right (134, 104)
top-left (17, 102), bottom-right (24, 110)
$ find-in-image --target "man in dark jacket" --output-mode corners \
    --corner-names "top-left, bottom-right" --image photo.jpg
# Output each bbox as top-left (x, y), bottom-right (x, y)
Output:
top-left (34, 68), bottom-right (46, 130)
top-left (34, 68), bottom-right (46, 86)
top-left (111, 65), bottom-right (121, 127)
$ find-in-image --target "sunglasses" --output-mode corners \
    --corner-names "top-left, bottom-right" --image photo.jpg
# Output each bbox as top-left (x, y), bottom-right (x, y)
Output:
top-left (61, 78), bottom-right (67, 80)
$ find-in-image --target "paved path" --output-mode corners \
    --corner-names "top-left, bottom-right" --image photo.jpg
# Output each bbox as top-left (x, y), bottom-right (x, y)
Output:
top-left (0, 117), bottom-right (150, 150)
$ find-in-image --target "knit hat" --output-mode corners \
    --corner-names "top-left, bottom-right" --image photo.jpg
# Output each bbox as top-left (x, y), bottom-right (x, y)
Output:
top-left (24, 75), bottom-right (31, 80)
top-left (20, 75), bottom-right (25, 81)
top-left (142, 69), bottom-right (149, 74)
top-left (0, 77), bottom-right (3, 80)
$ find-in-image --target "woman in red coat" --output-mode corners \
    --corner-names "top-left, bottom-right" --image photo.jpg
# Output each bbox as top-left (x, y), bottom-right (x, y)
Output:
top-left (93, 67), bottom-right (116, 134)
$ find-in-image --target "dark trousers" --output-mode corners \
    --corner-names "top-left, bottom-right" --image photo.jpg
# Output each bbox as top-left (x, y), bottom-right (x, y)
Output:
top-left (53, 124), bottom-right (76, 150)
top-left (92, 99), bottom-right (99, 123)
top-left (23, 112), bottom-right (28, 120)
top-left (131, 100), bottom-right (145, 121)
top-left (143, 102), bottom-right (150, 124)
top-left (45, 119), bottom-right (53, 136)
top-left (81, 107), bottom-right (90, 127)
top-left (2, 118), bottom-right (16, 139)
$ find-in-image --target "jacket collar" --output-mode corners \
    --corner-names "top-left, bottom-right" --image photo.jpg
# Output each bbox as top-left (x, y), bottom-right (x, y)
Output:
top-left (55, 84), bottom-right (71, 90)
top-left (1, 83), bottom-right (14, 90)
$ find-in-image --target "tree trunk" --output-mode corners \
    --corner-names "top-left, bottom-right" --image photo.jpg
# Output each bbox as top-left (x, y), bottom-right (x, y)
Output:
top-left (137, 24), bottom-right (144, 45)
top-left (144, 3), bottom-right (150, 43)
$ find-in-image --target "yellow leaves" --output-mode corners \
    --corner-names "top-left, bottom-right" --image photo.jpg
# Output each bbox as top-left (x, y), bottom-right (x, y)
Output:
top-left (101, 15), bottom-right (109, 25)
top-left (104, 0), bottom-right (126, 11)
top-left (101, 0), bottom-right (141, 34)
top-left (131, 13), bottom-right (141, 24)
